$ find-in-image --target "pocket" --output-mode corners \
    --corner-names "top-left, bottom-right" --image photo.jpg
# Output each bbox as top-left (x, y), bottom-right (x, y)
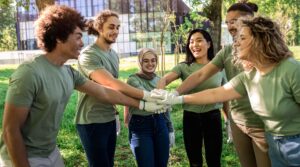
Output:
top-left (280, 134), bottom-right (300, 166)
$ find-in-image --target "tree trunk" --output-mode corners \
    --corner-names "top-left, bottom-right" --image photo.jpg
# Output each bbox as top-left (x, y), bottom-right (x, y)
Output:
top-left (35, 0), bottom-right (55, 12)
top-left (204, 0), bottom-right (223, 53)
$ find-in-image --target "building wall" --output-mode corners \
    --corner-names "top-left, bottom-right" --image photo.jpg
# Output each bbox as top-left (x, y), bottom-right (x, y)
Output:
top-left (16, 0), bottom-right (189, 56)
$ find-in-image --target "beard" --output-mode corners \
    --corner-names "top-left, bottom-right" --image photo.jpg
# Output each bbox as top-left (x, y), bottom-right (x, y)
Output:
top-left (103, 36), bottom-right (116, 45)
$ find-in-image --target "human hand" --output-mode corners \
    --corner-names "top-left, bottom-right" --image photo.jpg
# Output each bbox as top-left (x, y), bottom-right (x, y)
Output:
top-left (225, 120), bottom-right (233, 143)
top-left (169, 132), bottom-right (175, 147)
top-left (150, 89), bottom-right (179, 99)
top-left (116, 115), bottom-right (121, 136)
top-left (139, 101), bottom-right (165, 112)
top-left (143, 90), bottom-right (161, 102)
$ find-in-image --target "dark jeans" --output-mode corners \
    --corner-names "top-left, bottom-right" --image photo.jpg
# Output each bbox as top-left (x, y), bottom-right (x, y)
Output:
top-left (129, 114), bottom-right (170, 167)
top-left (183, 110), bottom-right (222, 167)
top-left (76, 120), bottom-right (116, 167)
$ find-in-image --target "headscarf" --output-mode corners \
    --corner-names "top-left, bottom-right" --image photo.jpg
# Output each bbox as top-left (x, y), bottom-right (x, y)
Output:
top-left (135, 48), bottom-right (158, 80)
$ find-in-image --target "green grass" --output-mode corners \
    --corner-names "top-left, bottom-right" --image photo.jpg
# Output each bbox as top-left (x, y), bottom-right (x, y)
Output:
top-left (2, 46), bottom-right (300, 166)
top-left (0, 46), bottom-right (300, 167)
top-left (0, 56), bottom-right (239, 167)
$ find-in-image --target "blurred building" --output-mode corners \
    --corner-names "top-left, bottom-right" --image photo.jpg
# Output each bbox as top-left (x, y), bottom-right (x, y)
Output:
top-left (16, 0), bottom-right (190, 56)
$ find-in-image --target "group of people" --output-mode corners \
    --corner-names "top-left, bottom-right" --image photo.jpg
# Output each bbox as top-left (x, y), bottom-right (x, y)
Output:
top-left (0, 1), bottom-right (299, 167)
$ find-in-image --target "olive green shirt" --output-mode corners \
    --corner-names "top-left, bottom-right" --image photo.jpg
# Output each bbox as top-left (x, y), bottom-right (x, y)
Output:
top-left (211, 45), bottom-right (264, 128)
top-left (127, 74), bottom-right (160, 116)
top-left (0, 55), bottom-right (86, 160)
top-left (172, 62), bottom-right (223, 113)
top-left (230, 57), bottom-right (300, 136)
top-left (76, 43), bottom-right (119, 124)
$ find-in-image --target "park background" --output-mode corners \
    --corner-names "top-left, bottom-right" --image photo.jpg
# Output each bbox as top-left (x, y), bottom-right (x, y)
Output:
top-left (0, 0), bottom-right (299, 166)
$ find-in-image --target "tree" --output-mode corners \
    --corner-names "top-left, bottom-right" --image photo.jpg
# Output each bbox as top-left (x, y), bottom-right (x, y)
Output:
top-left (0, 4), bottom-right (17, 51)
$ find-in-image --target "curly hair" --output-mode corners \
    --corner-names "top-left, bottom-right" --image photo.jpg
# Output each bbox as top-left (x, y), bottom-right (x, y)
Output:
top-left (241, 16), bottom-right (292, 65)
top-left (86, 9), bottom-right (119, 36)
top-left (34, 5), bottom-right (86, 52)
top-left (185, 29), bottom-right (214, 65)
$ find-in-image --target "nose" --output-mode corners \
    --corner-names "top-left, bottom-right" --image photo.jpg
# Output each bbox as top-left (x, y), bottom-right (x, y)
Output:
top-left (79, 38), bottom-right (84, 48)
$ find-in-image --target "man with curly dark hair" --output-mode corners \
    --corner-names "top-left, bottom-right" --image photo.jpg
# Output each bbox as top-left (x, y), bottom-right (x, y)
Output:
top-left (0, 5), bottom-right (164, 167)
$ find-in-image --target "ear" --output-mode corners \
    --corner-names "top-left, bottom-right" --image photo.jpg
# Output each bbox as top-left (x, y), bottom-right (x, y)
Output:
top-left (56, 39), bottom-right (63, 44)
top-left (207, 41), bottom-right (211, 49)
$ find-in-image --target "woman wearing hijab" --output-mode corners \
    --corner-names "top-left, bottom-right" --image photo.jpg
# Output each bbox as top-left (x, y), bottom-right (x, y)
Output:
top-left (124, 48), bottom-right (173, 167)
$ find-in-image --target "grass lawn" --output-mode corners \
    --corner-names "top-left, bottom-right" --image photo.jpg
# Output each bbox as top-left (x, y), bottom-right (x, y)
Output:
top-left (0, 46), bottom-right (299, 166)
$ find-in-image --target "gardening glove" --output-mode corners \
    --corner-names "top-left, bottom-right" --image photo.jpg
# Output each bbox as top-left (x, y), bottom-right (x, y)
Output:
top-left (169, 132), bottom-right (175, 147)
top-left (142, 90), bottom-right (160, 102)
top-left (150, 89), bottom-right (179, 99)
top-left (225, 120), bottom-right (233, 144)
top-left (154, 105), bottom-right (171, 114)
top-left (155, 92), bottom-right (184, 105)
top-left (139, 100), bottom-right (165, 112)
top-left (116, 115), bottom-right (121, 136)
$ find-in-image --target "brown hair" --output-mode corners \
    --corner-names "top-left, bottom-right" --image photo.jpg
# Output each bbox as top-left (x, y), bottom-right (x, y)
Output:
top-left (87, 9), bottom-right (119, 36)
top-left (34, 5), bottom-right (86, 52)
top-left (241, 16), bottom-right (292, 65)
top-left (227, 2), bottom-right (258, 16)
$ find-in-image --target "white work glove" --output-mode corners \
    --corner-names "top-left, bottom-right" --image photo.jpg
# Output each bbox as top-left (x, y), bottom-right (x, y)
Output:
top-left (155, 92), bottom-right (184, 105)
top-left (139, 100), bottom-right (165, 112)
top-left (143, 90), bottom-right (160, 102)
top-left (150, 89), bottom-right (179, 99)
top-left (225, 120), bottom-right (233, 143)
top-left (153, 105), bottom-right (171, 114)
top-left (169, 132), bottom-right (175, 147)
top-left (116, 115), bottom-right (121, 136)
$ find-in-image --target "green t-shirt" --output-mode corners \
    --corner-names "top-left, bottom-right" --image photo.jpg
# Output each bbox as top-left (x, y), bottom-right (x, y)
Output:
top-left (172, 62), bottom-right (223, 113)
top-left (0, 55), bottom-right (87, 160)
top-left (127, 74), bottom-right (174, 132)
top-left (211, 45), bottom-right (264, 128)
top-left (76, 43), bottom-right (119, 124)
top-left (127, 74), bottom-right (160, 116)
top-left (230, 57), bottom-right (300, 136)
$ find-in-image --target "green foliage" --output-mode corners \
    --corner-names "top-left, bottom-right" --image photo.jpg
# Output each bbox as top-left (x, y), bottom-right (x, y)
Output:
top-left (0, 4), bottom-right (17, 51)
top-left (223, 0), bottom-right (300, 46)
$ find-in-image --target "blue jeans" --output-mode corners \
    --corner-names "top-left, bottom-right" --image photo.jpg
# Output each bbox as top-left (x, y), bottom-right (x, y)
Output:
top-left (265, 132), bottom-right (300, 167)
top-left (76, 120), bottom-right (116, 167)
top-left (129, 114), bottom-right (170, 167)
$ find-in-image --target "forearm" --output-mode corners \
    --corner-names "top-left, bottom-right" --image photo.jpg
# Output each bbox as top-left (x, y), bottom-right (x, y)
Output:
top-left (183, 86), bottom-right (240, 105)
top-left (105, 78), bottom-right (143, 99)
top-left (156, 78), bottom-right (167, 89)
top-left (96, 87), bottom-right (140, 108)
top-left (176, 73), bottom-right (200, 95)
top-left (3, 129), bottom-right (30, 167)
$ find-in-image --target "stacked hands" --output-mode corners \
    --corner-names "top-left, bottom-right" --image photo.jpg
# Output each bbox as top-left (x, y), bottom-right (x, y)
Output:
top-left (139, 89), bottom-right (184, 113)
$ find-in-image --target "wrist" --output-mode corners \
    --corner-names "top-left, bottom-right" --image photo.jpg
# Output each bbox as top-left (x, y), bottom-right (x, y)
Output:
top-left (139, 100), bottom-right (145, 110)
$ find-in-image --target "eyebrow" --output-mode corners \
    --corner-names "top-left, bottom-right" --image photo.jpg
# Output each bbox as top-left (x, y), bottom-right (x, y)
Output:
top-left (75, 32), bottom-right (83, 37)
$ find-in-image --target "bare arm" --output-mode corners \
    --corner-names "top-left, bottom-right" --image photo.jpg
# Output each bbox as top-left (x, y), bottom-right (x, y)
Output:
top-left (123, 106), bottom-right (130, 128)
top-left (176, 62), bottom-right (220, 95)
top-left (76, 80), bottom-right (140, 108)
top-left (2, 104), bottom-right (30, 167)
top-left (183, 83), bottom-right (242, 105)
top-left (156, 72), bottom-right (179, 89)
top-left (221, 101), bottom-right (230, 121)
top-left (90, 69), bottom-right (144, 99)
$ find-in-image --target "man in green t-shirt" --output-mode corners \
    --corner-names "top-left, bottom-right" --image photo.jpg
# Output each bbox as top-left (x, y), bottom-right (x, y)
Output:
top-left (0, 5), bottom-right (163, 167)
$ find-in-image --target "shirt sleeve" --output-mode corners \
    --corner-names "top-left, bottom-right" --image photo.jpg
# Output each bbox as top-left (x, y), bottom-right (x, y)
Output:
top-left (126, 75), bottom-right (145, 90)
top-left (5, 64), bottom-right (37, 107)
top-left (228, 72), bottom-right (247, 97)
top-left (69, 66), bottom-right (87, 87)
top-left (78, 50), bottom-right (105, 78)
top-left (171, 64), bottom-right (182, 76)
